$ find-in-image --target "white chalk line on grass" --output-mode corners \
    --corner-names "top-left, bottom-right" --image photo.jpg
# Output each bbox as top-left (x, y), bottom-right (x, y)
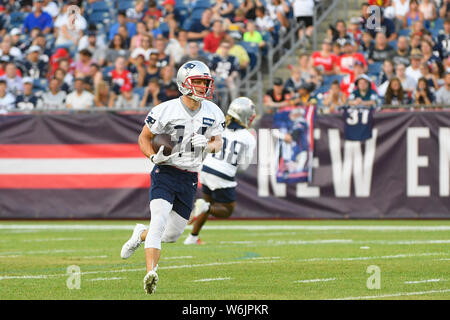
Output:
top-left (294, 278), bottom-right (337, 284)
top-left (219, 239), bottom-right (450, 246)
top-left (332, 289), bottom-right (450, 300)
top-left (297, 252), bottom-right (449, 262)
top-left (21, 238), bottom-right (84, 242)
top-left (0, 257), bottom-right (282, 281)
top-left (404, 279), bottom-right (447, 284)
top-left (0, 248), bottom-right (103, 256)
top-left (193, 277), bottom-right (232, 282)
top-left (88, 277), bottom-right (124, 282)
top-left (1, 224), bottom-right (450, 232)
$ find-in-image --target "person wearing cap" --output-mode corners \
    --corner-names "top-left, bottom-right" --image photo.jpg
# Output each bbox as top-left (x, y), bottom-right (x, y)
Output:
top-left (289, 82), bottom-right (316, 107)
top-left (348, 74), bottom-right (380, 107)
top-left (15, 77), bottom-right (39, 110)
top-left (161, 0), bottom-right (182, 26)
top-left (37, 77), bottom-right (67, 109)
top-left (23, 45), bottom-right (48, 79)
top-left (435, 72), bottom-right (450, 105)
top-left (337, 39), bottom-right (367, 76)
top-left (77, 29), bottom-right (106, 66)
top-left (311, 39), bottom-right (339, 75)
top-left (340, 60), bottom-right (377, 97)
top-left (23, 0), bottom-right (53, 34)
top-left (203, 19), bottom-right (226, 54)
top-left (109, 10), bottom-right (137, 41)
top-left (9, 28), bottom-right (23, 49)
top-left (66, 77), bottom-right (94, 109)
top-left (114, 83), bottom-right (141, 108)
top-left (264, 77), bottom-right (291, 111)
top-left (348, 17), bottom-right (362, 44)
top-left (406, 48), bottom-right (425, 82)
top-left (243, 20), bottom-right (265, 48)
top-left (0, 79), bottom-right (15, 111)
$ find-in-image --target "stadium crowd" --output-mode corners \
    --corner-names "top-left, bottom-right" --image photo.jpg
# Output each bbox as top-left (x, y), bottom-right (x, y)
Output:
top-left (0, 0), bottom-right (303, 112)
top-left (0, 0), bottom-right (448, 113)
top-left (264, 0), bottom-right (450, 113)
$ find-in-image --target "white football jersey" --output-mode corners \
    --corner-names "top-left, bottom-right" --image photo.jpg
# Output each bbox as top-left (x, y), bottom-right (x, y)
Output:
top-left (145, 97), bottom-right (225, 172)
top-left (200, 127), bottom-right (256, 190)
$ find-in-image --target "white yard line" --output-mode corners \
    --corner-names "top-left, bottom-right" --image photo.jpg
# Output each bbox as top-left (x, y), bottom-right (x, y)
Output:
top-left (161, 256), bottom-right (193, 260)
top-left (0, 257), bottom-right (282, 281)
top-left (404, 279), bottom-right (445, 284)
top-left (193, 277), bottom-right (232, 282)
top-left (297, 252), bottom-right (448, 262)
top-left (218, 239), bottom-right (450, 246)
top-left (21, 238), bottom-right (84, 242)
top-left (1, 224), bottom-right (450, 232)
top-left (294, 278), bottom-right (337, 284)
top-left (88, 277), bottom-right (124, 281)
top-left (332, 289), bottom-right (450, 300)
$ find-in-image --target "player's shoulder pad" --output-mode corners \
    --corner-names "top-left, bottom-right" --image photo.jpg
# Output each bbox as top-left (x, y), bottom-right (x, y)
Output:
top-left (202, 100), bottom-right (226, 121)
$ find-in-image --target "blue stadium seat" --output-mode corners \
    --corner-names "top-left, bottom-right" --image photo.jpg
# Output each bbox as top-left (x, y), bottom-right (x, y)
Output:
top-left (118, 1), bottom-right (135, 11)
top-left (133, 87), bottom-right (146, 100)
top-left (432, 18), bottom-right (444, 38)
top-left (368, 62), bottom-right (383, 76)
top-left (33, 78), bottom-right (48, 92)
top-left (193, 0), bottom-right (211, 10)
top-left (90, 1), bottom-right (111, 12)
top-left (323, 75), bottom-right (343, 87)
top-left (240, 41), bottom-right (259, 69)
top-left (398, 29), bottom-right (411, 37)
top-left (191, 8), bottom-right (205, 21)
top-left (89, 11), bottom-right (110, 24)
top-left (159, 22), bottom-right (170, 38)
top-left (388, 40), bottom-right (397, 50)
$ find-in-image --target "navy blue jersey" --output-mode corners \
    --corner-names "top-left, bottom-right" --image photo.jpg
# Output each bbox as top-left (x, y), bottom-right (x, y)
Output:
top-left (341, 106), bottom-right (376, 141)
top-left (209, 55), bottom-right (239, 79)
top-left (437, 32), bottom-right (450, 58)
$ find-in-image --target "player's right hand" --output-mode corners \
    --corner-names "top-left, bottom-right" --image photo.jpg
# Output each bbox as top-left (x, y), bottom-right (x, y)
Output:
top-left (150, 146), bottom-right (177, 165)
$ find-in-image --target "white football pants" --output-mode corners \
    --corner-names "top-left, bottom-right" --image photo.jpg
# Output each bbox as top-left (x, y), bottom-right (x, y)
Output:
top-left (144, 199), bottom-right (188, 250)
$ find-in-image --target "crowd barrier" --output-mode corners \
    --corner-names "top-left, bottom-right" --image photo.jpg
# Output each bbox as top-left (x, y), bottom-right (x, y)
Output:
top-left (0, 109), bottom-right (449, 219)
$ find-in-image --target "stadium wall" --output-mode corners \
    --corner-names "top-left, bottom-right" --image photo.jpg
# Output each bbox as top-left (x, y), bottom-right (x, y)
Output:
top-left (0, 111), bottom-right (449, 219)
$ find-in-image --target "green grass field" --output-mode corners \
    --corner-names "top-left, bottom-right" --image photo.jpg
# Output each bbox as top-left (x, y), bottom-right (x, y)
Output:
top-left (0, 220), bottom-right (449, 300)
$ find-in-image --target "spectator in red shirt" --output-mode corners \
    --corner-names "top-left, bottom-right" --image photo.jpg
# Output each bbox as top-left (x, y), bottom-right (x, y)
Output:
top-left (311, 39), bottom-right (339, 75)
top-left (203, 19), bottom-right (226, 54)
top-left (145, 0), bottom-right (163, 21)
top-left (337, 39), bottom-right (367, 76)
top-left (340, 60), bottom-right (377, 96)
top-left (108, 56), bottom-right (133, 95)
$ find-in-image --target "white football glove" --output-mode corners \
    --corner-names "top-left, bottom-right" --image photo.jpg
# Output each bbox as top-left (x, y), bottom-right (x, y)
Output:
top-left (191, 134), bottom-right (208, 149)
top-left (150, 146), bottom-right (177, 164)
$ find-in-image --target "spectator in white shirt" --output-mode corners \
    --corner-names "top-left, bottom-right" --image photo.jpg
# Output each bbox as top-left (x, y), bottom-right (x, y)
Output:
top-left (43, 0), bottom-right (60, 18)
top-left (255, 6), bottom-right (275, 33)
top-left (38, 77), bottom-right (67, 109)
top-left (66, 77), bottom-right (94, 109)
top-left (0, 62), bottom-right (23, 96)
top-left (292, 0), bottom-right (315, 40)
top-left (406, 49), bottom-right (424, 82)
top-left (0, 79), bottom-right (16, 112)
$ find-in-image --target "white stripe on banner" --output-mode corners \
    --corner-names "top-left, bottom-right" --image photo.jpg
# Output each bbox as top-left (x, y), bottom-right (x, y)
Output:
top-left (0, 158), bottom-right (152, 174)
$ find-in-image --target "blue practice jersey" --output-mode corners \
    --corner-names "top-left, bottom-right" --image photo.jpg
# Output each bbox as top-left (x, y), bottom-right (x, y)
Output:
top-left (340, 105), bottom-right (376, 141)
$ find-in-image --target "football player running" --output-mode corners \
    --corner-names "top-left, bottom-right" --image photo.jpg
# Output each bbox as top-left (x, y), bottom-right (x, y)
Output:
top-left (184, 97), bottom-right (257, 245)
top-left (120, 61), bottom-right (225, 294)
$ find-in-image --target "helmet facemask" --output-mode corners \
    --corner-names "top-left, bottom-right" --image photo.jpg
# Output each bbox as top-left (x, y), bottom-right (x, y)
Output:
top-left (183, 76), bottom-right (214, 101)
